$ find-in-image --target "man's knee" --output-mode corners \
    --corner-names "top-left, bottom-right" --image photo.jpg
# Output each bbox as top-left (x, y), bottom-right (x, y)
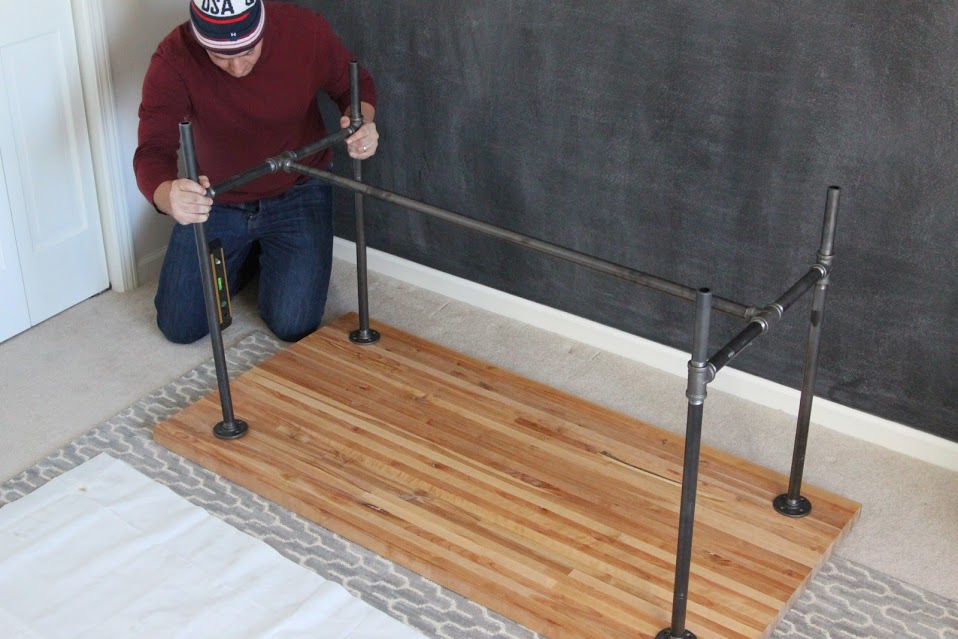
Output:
top-left (157, 316), bottom-right (209, 344)
top-left (155, 300), bottom-right (209, 344)
top-left (265, 316), bottom-right (319, 343)
top-left (260, 287), bottom-right (325, 343)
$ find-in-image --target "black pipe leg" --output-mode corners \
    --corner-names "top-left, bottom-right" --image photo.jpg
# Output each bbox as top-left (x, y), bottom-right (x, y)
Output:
top-left (658, 403), bottom-right (704, 639)
top-left (659, 289), bottom-right (712, 639)
top-left (774, 187), bottom-right (839, 518)
top-left (179, 122), bottom-right (248, 441)
top-left (349, 167), bottom-right (380, 345)
top-left (196, 218), bottom-right (247, 441)
top-left (349, 161), bottom-right (379, 346)
top-left (773, 281), bottom-right (825, 518)
top-left (346, 60), bottom-right (380, 346)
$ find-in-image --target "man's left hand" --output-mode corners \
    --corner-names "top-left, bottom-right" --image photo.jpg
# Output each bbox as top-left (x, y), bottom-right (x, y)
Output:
top-left (342, 116), bottom-right (379, 160)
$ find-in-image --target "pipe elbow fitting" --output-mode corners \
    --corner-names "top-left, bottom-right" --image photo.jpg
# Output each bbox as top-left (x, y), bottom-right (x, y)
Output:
top-left (813, 262), bottom-right (831, 286)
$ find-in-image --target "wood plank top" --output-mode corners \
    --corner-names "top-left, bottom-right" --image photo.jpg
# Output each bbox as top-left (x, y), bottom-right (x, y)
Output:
top-left (154, 314), bottom-right (860, 639)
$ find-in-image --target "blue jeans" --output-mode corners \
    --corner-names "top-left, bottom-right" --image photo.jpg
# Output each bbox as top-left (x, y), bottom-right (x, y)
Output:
top-left (155, 178), bottom-right (334, 344)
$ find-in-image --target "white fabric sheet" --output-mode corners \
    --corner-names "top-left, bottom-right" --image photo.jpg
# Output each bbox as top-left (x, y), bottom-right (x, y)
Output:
top-left (0, 454), bottom-right (426, 639)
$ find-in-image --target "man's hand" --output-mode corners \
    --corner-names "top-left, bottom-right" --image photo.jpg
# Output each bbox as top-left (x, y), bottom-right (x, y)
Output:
top-left (341, 115), bottom-right (379, 160)
top-left (154, 177), bottom-right (213, 225)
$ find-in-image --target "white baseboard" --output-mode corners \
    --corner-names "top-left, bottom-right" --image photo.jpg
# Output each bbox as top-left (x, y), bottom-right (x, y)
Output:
top-left (334, 237), bottom-right (958, 473)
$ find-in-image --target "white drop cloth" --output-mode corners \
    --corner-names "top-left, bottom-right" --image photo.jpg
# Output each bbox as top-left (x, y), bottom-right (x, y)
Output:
top-left (0, 453), bottom-right (425, 639)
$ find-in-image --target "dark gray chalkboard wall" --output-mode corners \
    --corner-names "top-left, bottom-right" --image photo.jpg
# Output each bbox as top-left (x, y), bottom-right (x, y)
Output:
top-left (307, 0), bottom-right (958, 443)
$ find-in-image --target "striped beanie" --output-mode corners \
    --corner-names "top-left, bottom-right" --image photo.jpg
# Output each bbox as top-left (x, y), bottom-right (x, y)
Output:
top-left (190, 0), bottom-right (266, 54)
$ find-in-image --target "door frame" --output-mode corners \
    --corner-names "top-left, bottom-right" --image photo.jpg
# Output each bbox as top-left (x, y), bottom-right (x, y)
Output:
top-left (71, 0), bottom-right (137, 292)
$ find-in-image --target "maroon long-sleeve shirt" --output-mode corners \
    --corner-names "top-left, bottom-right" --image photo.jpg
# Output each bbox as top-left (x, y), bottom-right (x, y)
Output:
top-left (133, 1), bottom-right (376, 206)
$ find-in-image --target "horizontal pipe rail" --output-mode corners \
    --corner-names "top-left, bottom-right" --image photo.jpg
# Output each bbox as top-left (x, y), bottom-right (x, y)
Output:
top-left (208, 162), bottom-right (274, 199)
top-left (287, 163), bottom-right (755, 318)
top-left (209, 128), bottom-right (356, 199)
top-left (287, 127), bottom-right (357, 166)
top-left (767, 266), bottom-right (827, 317)
top-left (708, 321), bottom-right (765, 374)
top-left (708, 264), bottom-right (827, 374)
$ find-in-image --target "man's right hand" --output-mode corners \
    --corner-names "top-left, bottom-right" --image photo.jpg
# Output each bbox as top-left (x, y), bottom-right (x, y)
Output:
top-left (153, 177), bottom-right (213, 225)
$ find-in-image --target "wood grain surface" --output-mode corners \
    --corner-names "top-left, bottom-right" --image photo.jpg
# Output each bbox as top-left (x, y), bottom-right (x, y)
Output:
top-left (154, 314), bottom-right (860, 639)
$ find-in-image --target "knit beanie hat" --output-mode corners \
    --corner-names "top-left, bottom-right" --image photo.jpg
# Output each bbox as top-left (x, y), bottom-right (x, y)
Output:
top-left (190, 0), bottom-right (266, 54)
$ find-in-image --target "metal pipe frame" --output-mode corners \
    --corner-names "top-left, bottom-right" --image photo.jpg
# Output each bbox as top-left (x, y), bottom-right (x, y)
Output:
top-left (708, 264), bottom-right (827, 376)
top-left (657, 188), bottom-right (839, 637)
top-left (181, 58), bottom-right (841, 638)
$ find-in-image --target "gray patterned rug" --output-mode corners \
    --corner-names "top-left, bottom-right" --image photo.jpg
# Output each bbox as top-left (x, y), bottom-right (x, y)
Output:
top-left (2, 332), bottom-right (955, 639)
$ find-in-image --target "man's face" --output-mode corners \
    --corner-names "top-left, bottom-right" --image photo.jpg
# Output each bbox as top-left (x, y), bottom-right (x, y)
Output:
top-left (206, 40), bottom-right (263, 78)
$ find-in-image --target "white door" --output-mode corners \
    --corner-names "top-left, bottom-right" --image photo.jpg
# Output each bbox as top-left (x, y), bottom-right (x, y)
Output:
top-left (0, 0), bottom-right (109, 342)
top-left (0, 163), bottom-right (30, 342)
